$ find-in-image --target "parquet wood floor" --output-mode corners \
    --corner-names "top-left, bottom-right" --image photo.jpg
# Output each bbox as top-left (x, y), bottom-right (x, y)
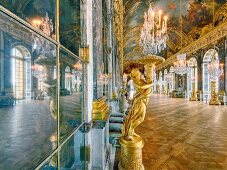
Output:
top-left (136, 94), bottom-right (227, 170)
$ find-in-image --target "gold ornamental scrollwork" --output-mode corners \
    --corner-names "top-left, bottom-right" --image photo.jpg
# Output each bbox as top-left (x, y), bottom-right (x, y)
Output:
top-left (114, 0), bottom-right (124, 75)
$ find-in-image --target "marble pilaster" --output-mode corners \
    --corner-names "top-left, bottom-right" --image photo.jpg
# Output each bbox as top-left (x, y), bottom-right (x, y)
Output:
top-left (93, 0), bottom-right (104, 100)
top-left (91, 120), bottom-right (110, 170)
top-left (107, 0), bottom-right (113, 101)
top-left (0, 31), bottom-right (4, 92)
top-left (81, 0), bottom-right (94, 122)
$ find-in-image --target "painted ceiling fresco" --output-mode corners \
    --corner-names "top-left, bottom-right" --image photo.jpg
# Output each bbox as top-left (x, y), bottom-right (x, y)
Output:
top-left (123, 0), bottom-right (226, 61)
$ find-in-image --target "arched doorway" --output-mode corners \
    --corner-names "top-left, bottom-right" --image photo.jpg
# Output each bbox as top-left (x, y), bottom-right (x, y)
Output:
top-left (11, 46), bottom-right (31, 100)
top-left (169, 66), bottom-right (174, 92)
top-left (187, 57), bottom-right (198, 99)
top-left (164, 69), bottom-right (168, 94)
top-left (203, 49), bottom-right (219, 100)
top-left (158, 71), bottom-right (163, 94)
top-left (65, 66), bottom-right (72, 92)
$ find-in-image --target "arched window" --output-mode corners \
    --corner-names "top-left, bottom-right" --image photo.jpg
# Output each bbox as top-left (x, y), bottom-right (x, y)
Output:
top-left (12, 48), bottom-right (24, 99)
top-left (65, 66), bottom-right (71, 92)
top-left (203, 49), bottom-right (219, 100)
top-left (187, 57), bottom-right (198, 98)
top-left (11, 46), bottom-right (31, 100)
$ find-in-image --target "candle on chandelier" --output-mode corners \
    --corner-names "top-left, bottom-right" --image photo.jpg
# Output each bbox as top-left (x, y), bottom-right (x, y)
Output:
top-left (151, 12), bottom-right (154, 28)
top-left (158, 10), bottom-right (162, 28)
top-left (164, 16), bottom-right (168, 32)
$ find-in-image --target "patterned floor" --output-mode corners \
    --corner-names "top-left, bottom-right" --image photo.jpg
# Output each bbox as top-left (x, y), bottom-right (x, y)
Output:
top-left (135, 94), bottom-right (227, 170)
top-left (0, 93), bottom-right (82, 170)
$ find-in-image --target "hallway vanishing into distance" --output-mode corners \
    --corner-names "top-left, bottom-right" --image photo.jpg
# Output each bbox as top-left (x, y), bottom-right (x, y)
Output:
top-left (0, 0), bottom-right (227, 169)
top-left (136, 94), bottom-right (227, 170)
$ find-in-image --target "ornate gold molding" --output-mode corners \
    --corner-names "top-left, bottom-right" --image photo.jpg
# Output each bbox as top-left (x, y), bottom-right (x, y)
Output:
top-left (92, 97), bottom-right (109, 120)
top-left (157, 21), bottom-right (227, 70)
top-left (114, 0), bottom-right (124, 75)
top-left (79, 46), bottom-right (89, 64)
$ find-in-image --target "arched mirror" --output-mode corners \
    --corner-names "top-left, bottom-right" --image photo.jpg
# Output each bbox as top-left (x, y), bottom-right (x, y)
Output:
top-left (187, 57), bottom-right (198, 99)
top-left (203, 49), bottom-right (219, 100)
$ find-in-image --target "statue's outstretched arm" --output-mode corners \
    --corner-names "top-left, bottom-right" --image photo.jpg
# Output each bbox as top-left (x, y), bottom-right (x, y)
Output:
top-left (133, 81), bottom-right (153, 90)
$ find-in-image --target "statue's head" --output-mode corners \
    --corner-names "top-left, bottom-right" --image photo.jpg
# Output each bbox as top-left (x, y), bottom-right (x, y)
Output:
top-left (130, 68), bottom-right (141, 80)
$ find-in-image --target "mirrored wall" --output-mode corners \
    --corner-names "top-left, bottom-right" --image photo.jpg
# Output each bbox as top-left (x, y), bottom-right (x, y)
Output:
top-left (0, 2), bottom-right (85, 169)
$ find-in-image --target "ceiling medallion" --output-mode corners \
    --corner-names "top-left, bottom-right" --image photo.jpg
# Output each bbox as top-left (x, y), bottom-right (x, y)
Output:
top-left (139, 4), bottom-right (168, 55)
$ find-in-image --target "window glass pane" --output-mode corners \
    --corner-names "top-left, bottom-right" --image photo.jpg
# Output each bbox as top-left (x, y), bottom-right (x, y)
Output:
top-left (0, 0), bottom-right (56, 38)
top-left (0, 11), bottom-right (57, 169)
top-left (59, 0), bottom-right (81, 55)
top-left (39, 152), bottom-right (58, 170)
top-left (59, 48), bottom-right (83, 143)
top-left (60, 129), bottom-right (85, 169)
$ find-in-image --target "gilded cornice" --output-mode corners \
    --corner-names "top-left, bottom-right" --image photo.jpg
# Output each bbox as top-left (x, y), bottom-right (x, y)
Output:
top-left (214, 2), bottom-right (227, 25)
top-left (157, 21), bottom-right (227, 70)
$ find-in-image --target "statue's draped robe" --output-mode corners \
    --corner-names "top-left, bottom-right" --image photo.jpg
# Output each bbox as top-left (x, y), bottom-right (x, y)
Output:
top-left (122, 80), bottom-right (152, 140)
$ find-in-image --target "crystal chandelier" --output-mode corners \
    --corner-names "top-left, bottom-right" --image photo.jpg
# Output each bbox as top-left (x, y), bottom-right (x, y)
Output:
top-left (173, 53), bottom-right (188, 75)
top-left (31, 12), bottom-right (54, 37)
top-left (31, 12), bottom-right (56, 56)
top-left (139, 4), bottom-right (168, 55)
top-left (208, 58), bottom-right (224, 81)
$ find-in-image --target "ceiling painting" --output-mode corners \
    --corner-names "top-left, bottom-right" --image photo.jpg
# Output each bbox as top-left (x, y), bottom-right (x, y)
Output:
top-left (123, 0), bottom-right (227, 68)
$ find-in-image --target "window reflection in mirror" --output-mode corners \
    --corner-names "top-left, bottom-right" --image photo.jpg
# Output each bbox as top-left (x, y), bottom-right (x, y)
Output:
top-left (59, 49), bottom-right (83, 143)
top-left (0, 11), bottom-right (57, 169)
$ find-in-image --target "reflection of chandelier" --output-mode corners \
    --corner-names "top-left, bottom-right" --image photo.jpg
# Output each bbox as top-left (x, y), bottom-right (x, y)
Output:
top-left (31, 12), bottom-right (56, 57)
top-left (31, 12), bottom-right (54, 37)
top-left (173, 53), bottom-right (188, 75)
top-left (208, 59), bottom-right (223, 81)
top-left (139, 4), bottom-right (168, 55)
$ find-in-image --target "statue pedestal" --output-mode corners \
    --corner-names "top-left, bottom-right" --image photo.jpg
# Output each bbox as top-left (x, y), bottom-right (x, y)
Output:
top-left (118, 135), bottom-right (144, 170)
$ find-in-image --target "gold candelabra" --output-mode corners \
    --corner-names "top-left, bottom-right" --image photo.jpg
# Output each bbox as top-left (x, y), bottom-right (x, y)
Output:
top-left (209, 81), bottom-right (221, 105)
top-left (118, 55), bottom-right (164, 170)
top-left (190, 66), bottom-right (197, 101)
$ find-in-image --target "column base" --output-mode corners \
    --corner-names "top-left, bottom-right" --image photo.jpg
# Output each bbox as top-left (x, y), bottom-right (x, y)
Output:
top-left (92, 97), bottom-right (109, 120)
top-left (189, 97), bottom-right (197, 101)
top-left (209, 99), bottom-right (221, 105)
top-left (118, 135), bottom-right (144, 170)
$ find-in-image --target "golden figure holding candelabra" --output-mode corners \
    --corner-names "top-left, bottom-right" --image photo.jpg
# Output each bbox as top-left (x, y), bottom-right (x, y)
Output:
top-left (119, 67), bottom-right (153, 170)
top-left (122, 68), bottom-right (153, 141)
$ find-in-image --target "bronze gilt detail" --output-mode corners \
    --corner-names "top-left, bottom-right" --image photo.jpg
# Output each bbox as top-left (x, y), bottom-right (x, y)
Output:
top-left (157, 21), bottom-right (227, 70)
top-left (157, 2), bottom-right (227, 70)
top-left (114, 0), bottom-right (124, 75)
top-left (119, 55), bottom-right (164, 169)
top-left (119, 68), bottom-right (153, 170)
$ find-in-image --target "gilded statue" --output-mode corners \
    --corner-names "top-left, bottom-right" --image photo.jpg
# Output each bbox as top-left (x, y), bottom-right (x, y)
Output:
top-left (122, 68), bottom-right (153, 141)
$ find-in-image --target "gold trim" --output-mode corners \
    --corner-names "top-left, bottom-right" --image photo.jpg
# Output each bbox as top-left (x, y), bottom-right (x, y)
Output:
top-left (157, 21), bottom-right (227, 70)
top-left (138, 55), bottom-right (165, 66)
top-left (114, 0), bottom-right (124, 75)
top-left (118, 136), bottom-right (144, 170)
top-left (92, 97), bottom-right (109, 120)
top-left (79, 46), bottom-right (89, 64)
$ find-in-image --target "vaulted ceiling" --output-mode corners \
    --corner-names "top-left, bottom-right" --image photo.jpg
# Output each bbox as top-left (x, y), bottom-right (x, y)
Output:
top-left (123, 0), bottom-right (226, 63)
